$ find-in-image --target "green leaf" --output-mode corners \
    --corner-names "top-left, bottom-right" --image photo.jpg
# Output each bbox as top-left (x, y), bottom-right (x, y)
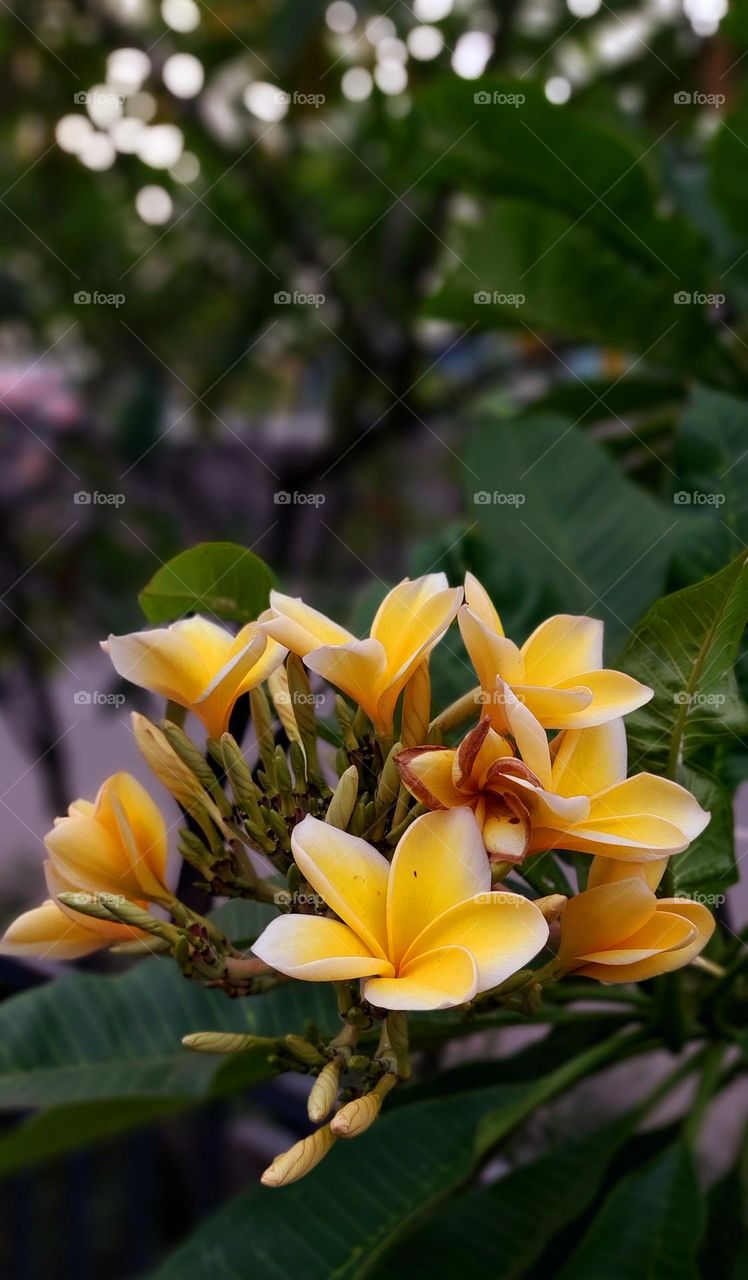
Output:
top-left (429, 199), bottom-right (709, 369)
top-left (367, 1117), bottom-right (634, 1280)
top-left (0, 945), bottom-right (337, 1174)
top-left (672, 386), bottom-right (748, 582)
top-left (556, 1143), bottom-right (705, 1280)
top-left (711, 91), bottom-right (748, 237)
top-left (467, 411), bottom-right (679, 646)
top-left (668, 767), bottom-right (737, 898)
top-left (138, 541), bottom-right (273, 624)
top-left (146, 1034), bottom-right (632, 1280)
top-left (621, 553), bottom-right (748, 777)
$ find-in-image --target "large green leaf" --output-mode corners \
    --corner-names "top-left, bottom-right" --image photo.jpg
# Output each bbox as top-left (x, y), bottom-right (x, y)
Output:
top-left (668, 766), bottom-right (737, 897)
top-left (139, 541), bottom-right (273, 624)
top-left (429, 199), bottom-right (708, 369)
top-left (146, 1035), bottom-right (633, 1280)
top-left (711, 91), bottom-right (748, 237)
top-left (466, 411), bottom-right (680, 646)
top-left (556, 1143), bottom-right (705, 1280)
top-left (621, 553), bottom-right (748, 776)
top-left (367, 1116), bottom-right (634, 1280)
top-left (672, 386), bottom-right (748, 581)
top-left (0, 906), bottom-right (337, 1174)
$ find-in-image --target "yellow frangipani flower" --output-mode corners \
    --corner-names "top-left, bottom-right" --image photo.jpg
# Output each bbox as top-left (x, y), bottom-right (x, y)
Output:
top-left (556, 876), bottom-right (715, 983)
top-left (261, 575), bottom-right (462, 733)
top-left (458, 573), bottom-right (653, 733)
top-left (102, 616), bottom-right (286, 738)
top-left (0, 862), bottom-right (147, 960)
top-left (43, 772), bottom-right (172, 904)
top-left (251, 808), bottom-right (548, 1011)
top-left (396, 718), bottom-right (709, 865)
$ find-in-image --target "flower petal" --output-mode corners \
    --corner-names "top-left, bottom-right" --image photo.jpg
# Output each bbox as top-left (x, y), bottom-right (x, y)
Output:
top-left (403, 890), bottom-right (548, 991)
top-left (45, 805), bottom-right (133, 900)
top-left (363, 944), bottom-right (478, 1011)
top-left (586, 774), bottom-right (710, 843)
top-left (577, 910), bottom-right (696, 965)
top-left (551, 721), bottom-right (628, 797)
top-left (396, 746), bottom-right (466, 809)
top-left (290, 816), bottom-right (390, 961)
top-left (587, 856), bottom-right (667, 891)
top-left (512, 684), bottom-right (593, 726)
top-left (94, 772), bottom-right (169, 899)
top-left (304, 639), bottom-right (389, 729)
top-left (464, 573), bottom-right (505, 636)
top-left (557, 878), bottom-right (655, 969)
top-left (0, 899), bottom-right (109, 960)
top-left (575, 902), bottom-right (714, 983)
top-left (103, 617), bottom-right (233, 705)
top-left (551, 670), bottom-right (653, 727)
top-left (263, 591), bottom-right (355, 655)
top-left (521, 615), bottom-right (604, 684)
top-left (387, 808), bottom-right (490, 965)
top-left (488, 681), bottom-right (553, 789)
top-left (458, 607), bottom-right (524, 690)
top-left (195, 625), bottom-right (278, 737)
top-left (251, 914), bottom-right (389, 981)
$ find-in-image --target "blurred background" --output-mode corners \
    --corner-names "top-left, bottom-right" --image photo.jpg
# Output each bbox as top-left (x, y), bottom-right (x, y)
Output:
top-left (1, 0), bottom-right (748, 1275)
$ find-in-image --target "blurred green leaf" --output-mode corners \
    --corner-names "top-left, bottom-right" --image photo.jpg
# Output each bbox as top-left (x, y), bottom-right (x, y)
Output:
top-left (139, 542), bottom-right (273, 625)
top-left (621, 553), bottom-right (748, 776)
top-left (466, 411), bottom-right (678, 646)
top-left (672, 386), bottom-right (748, 581)
top-left (556, 1143), bottom-right (704, 1280)
top-left (668, 767), bottom-right (737, 897)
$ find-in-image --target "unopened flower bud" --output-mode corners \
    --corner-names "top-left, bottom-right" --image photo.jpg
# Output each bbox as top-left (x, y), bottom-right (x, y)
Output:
top-left (534, 893), bottom-right (567, 923)
top-left (401, 662), bottom-right (431, 747)
top-left (308, 1059), bottom-right (342, 1122)
top-left (325, 765), bottom-right (359, 830)
top-left (182, 1032), bottom-right (277, 1054)
top-left (330, 1073), bottom-right (397, 1138)
top-left (261, 1125), bottom-right (336, 1188)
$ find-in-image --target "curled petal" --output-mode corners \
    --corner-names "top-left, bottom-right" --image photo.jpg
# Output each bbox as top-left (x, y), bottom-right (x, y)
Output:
top-left (588, 775), bottom-right (710, 843)
top-left (304, 639), bottom-right (389, 730)
top-left (458, 607), bottom-right (524, 690)
top-left (556, 878), bottom-right (655, 969)
top-left (464, 573), bottom-right (505, 636)
top-left (263, 591), bottom-right (355, 655)
top-left (587, 856), bottom-right (667, 891)
top-left (103, 617), bottom-right (233, 706)
top-left (396, 746), bottom-right (466, 809)
top-left (550, 669), bottom-right (653, 728)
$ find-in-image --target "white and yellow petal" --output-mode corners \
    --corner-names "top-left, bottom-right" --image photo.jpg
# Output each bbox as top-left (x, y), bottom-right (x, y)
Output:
top-left (262, 591), bottom-right (356, 656)
top-left (551, 721), bottom-right (628, 798)
top-left (0, 898), bottom-right (125, 960)
top-left (103, 617), bottom-right (233, 706)
top-left (304, 639), bottom-right (389, 729)
top-left (251, 914), bottom-right (389, 981)
top-left (290, 816), bottom-right (390, 961)
top-left (458, 606), bottom-right (524, 690)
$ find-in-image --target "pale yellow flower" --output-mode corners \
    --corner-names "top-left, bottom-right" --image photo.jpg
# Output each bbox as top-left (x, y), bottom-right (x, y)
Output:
top-left (459, 573), bottom-right (652, 733)
top-left (261, 575), bottom-right (462, 733)
top-left (102, 616), bottom-right (286, 738)
top-left (556, 875), bottom-right (715, 983)
top-left (43, 771), bottom-right (171, 904)
top-left (0, 862), bottom-right (147, 960)
top-left (396, 718), bottom-right (708, 866)
top-left (252, 808), bottom-right (548, 1011)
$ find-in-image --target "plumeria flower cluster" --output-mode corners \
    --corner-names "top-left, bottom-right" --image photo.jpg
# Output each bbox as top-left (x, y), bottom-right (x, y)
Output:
top-left (1, 572), bottom-right (715, 1185)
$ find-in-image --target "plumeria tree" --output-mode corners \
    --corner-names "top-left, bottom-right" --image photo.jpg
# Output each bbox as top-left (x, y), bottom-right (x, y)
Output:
top-left (1, 546), bottom-right (745, 1273)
